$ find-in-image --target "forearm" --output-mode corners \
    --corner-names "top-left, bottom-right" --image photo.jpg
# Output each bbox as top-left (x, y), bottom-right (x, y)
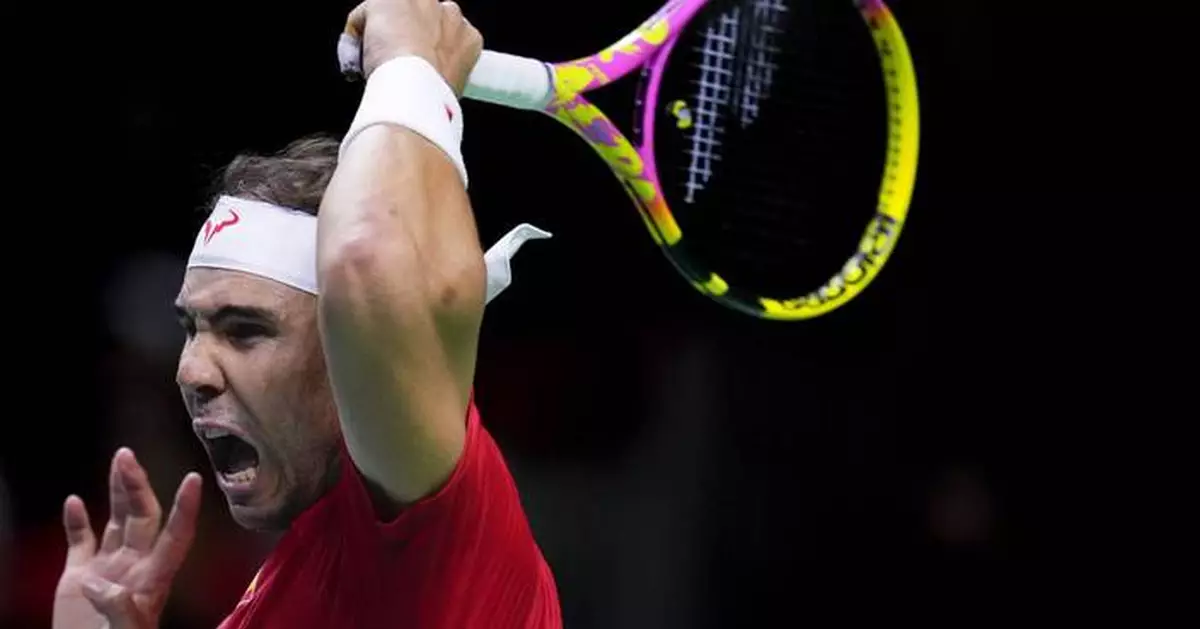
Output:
top-left (315, 123), bottom-right (485, 504)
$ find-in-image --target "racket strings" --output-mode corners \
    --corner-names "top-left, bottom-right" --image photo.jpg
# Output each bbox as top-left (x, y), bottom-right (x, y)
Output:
top-left (654, 0), bottom-right (887, 295)
top-left (728, 0), bottom-right (788, 129)
top-left (682, 10), bottom-right (739, 204)
top-left (681, 0), bottom-right (789, 204)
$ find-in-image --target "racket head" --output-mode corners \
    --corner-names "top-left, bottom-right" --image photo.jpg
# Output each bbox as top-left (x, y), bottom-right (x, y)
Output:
top-left (548, 0), bottom-right (706, 92)
top-left (536, 0), bottom-right (709, 267)
top-left (540, 0), bottom-right (920, 321)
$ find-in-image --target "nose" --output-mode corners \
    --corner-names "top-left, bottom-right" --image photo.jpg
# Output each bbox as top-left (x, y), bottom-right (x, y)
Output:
top-left (176, 338), bottom-right (225, 408)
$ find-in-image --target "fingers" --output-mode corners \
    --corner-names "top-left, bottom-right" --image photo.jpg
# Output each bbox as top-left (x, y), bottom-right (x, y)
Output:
top-left (345, 0), bottom-right (458, 42)
top-left (99, 449), bottom-right (130, 553)
top-left (81, 575), bottom-right (147, 629)
top-left (100, 448), bottom-right (163, 554)
top-left (117, 450), bottom-right (164, 552)
top-left (440, 1), bottom-right (468, 46)
top-left (440, 0), bottom-right (462, 23)
top-left (62, 495), bottom-right (96, 567)
top-left (148, 472), bottom-right (203, 583)
top-left (440, 1), bottom-right (481, 95)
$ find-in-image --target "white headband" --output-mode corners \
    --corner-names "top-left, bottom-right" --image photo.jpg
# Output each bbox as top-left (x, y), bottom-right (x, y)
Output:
top-left (187, 195), bottom-right (550, 304)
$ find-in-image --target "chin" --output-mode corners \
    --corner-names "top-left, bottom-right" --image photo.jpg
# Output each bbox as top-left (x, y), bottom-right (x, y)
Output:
top-left (223, 477), bottom-right (319, 532)
top-left (216, 448), bottom-right (340, 532)
top-left (227, 501), bottom-right (292, 532)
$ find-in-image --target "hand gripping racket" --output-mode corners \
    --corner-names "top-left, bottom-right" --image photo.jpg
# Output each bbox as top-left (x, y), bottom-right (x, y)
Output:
top-left (342, 0), bottom-right (920, 321)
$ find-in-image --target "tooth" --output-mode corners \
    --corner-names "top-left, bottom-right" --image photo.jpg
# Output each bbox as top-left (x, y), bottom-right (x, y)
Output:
top-left (226, 467), bottom-right (257, 484)
top-left (203, 427), bottom-right (231, 439)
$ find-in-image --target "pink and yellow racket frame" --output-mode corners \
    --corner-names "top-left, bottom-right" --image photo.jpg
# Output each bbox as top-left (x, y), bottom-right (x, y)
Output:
top-left (463, 0), bottom-right (920, 321)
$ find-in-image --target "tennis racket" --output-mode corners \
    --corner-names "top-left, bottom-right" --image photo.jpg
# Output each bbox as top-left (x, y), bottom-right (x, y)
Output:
top-left (345, 0), bottom-right (920, 321)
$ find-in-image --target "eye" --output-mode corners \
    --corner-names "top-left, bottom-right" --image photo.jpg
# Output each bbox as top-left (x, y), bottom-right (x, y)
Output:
top-left (225, 322), bottom-right (269, 343)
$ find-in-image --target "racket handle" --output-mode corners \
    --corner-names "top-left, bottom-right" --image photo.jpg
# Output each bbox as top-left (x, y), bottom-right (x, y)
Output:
top-left (464, 51), bottom-right (555, 111)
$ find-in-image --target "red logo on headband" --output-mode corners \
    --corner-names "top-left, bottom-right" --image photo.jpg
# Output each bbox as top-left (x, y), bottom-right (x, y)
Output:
top-left (203, 209), bottom-right (241, 245)
top-left (445, 104), bottom-right (454, 122)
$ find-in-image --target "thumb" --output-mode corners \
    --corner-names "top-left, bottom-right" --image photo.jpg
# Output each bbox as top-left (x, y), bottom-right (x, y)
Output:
top-left (339, 1), bottom-right (368, 79)
top-left (344, 0), bottom-right (367, 39)
top-left (81, 575), bottom-right (148, 629)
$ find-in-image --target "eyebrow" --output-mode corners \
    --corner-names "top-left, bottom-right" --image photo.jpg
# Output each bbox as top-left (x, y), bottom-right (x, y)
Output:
top-left (173, 304), bottom-right (278, 326)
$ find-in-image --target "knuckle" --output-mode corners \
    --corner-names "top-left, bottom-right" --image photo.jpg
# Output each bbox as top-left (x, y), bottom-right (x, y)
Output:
top-left (113, 546), bottom-right (140, 564)
top-left (104, 582), bottom-right (125, 600)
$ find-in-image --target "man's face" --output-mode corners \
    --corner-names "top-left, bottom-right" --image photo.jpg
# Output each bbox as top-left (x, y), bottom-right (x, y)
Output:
top-left (174, 268), bottom-right (341, 531)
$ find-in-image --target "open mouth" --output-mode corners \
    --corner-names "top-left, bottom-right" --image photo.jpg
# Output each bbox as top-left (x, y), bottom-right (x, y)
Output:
top-left (203, 430), bottom-right (261, 487)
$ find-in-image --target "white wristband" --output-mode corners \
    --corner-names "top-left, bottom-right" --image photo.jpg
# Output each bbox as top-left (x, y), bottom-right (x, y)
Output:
top-left (340, 56), bottom-right (468, 188)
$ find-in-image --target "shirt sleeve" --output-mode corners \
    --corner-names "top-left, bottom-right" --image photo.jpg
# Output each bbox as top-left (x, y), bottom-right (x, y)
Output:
top-left (322, 397), bottom-right (560, 628)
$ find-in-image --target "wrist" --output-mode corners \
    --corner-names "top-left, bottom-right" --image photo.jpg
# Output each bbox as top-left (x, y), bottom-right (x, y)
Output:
top-left (339, 55), bottom-right (468, 187)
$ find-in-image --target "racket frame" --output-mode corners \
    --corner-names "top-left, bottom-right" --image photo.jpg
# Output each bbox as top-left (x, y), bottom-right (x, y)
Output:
top-left (467, 0), bottom-right (920, 321)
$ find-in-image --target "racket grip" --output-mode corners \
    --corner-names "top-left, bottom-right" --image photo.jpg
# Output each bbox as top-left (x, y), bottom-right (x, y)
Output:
top-left (464, 51), bottom-right (555, 111)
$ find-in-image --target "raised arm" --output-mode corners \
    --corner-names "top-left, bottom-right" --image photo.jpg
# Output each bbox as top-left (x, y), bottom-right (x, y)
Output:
top-left (316, 0), bottom-right (486, 507)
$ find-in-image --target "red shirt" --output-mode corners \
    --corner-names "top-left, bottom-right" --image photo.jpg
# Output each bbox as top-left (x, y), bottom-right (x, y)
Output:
top-left (217, 401), bottom-right (562, 629)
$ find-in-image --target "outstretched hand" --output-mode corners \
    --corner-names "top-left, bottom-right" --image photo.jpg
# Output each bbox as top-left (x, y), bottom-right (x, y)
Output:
top-left (53, 448), bottom-right (202, 629)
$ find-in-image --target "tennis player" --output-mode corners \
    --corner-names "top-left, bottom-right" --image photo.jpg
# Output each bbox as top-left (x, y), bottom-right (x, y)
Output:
top-left (51, 1), bottom-right (562, 627)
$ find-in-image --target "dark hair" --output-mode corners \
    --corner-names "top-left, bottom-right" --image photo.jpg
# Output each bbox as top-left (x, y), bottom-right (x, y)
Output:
top-left (209, 133), bottom-right (341, 217)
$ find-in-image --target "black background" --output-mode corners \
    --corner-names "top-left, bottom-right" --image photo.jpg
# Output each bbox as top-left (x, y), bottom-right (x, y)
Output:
top-left (0, 1), bottom-right (1084, 627)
